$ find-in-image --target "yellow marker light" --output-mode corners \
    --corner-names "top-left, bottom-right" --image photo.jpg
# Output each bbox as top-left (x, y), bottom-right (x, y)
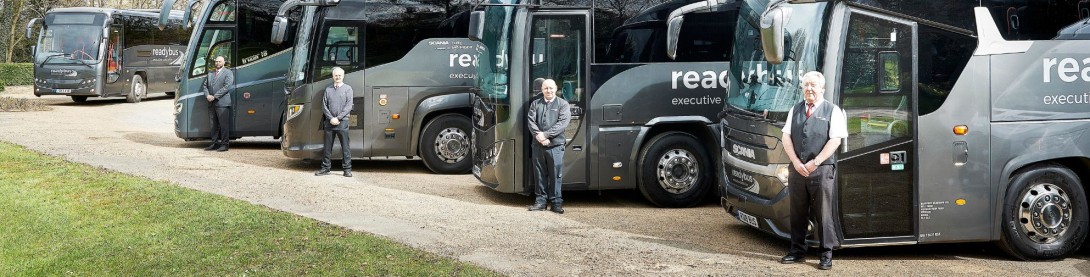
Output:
top-left (956, 199), bottom-right (966, 206)
top-left (385, 128), bottom-right (395, 132)
top-left (247, 109), bottom-right (255, 114)
top-left (392, 114), bottom-right (400, 119)
top-left (953, 125), bottom-right (968, 135)
top-left (612, 176), bottom-right (621, 181)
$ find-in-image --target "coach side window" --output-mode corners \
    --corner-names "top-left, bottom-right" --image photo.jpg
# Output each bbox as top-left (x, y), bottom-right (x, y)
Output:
top-left (312, 23), bottom-right (363, 81)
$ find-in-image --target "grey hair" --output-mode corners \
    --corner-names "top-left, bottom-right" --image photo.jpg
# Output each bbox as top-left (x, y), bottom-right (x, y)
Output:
top-left (331, 67), bottom-right (345, 75)
top-left (801, 71), bottom-right (825, 89)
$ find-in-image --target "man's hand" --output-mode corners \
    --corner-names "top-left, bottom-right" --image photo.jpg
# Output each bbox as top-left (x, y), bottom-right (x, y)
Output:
top-left (804, 160), bottom-right (819, 174)
top-left (330, 118), bottom-right (340, 126)
top-left (792, 161), bottom-right (810, 177)
top-left (206, 95), bottom-right (214, 102)
top-left (535, 132), bottom-right (549, 146)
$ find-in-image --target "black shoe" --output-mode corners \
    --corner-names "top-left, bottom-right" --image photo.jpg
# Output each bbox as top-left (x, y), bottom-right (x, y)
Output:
top-left (780, 254), bottom-right (805, 264)
top-left (528, 203), bottom-right (547, 211)
top-left (550, 203), bottom-right (565, 214)
top-left (315, 169), bottom-right (330, 176)
top-left (203, 144), bottom-right (218, 151)
top-left (215, 146), bottom-right (228, 152)
top-left (343, 171), bottom-right (352, 177)
top-left (817, 257), bottom-right (832, 270)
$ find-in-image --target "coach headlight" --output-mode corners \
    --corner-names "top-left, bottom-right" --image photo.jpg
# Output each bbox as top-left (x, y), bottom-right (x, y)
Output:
top-left (776, 164), bottom-right (789, 184)
top-left (286, 104), bottom-right (304, 120)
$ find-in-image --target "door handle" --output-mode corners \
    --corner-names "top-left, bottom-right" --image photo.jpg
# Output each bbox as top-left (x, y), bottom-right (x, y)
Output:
top-left (953, 141), bottom-right (968, 165)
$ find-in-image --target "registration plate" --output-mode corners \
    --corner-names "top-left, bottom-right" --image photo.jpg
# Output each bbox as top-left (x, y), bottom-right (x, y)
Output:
top-left (55, 89), bottom-right (72, 94)
top-left (737, 210), bottom-right (759, 228)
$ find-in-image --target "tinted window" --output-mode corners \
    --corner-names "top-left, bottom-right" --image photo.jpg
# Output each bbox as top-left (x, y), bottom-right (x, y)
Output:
top-left (124, 16), bottom-right (155, 46)
top-left (672, 5), bottom-right (736, 62)
top-left (311, 23), bottom-right (363, 80)
top-left (593, 0), bottom-right (676, 63)
top-left (210, 2), bottom-right (237, 22)
top-left (238, 6), bottom-right (293, 66)
top-left (190, 28), bottom-right (234, 77)
top-left (917, 25), bottom-right (974, 115)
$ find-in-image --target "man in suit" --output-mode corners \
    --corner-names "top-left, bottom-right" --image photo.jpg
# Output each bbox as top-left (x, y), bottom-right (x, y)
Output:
top-left (527, 79), bottom-right (571, 214)
top-left (778, 71), bottom-right (848, 270)
top-left (202, 56), bottom-right (234, 152)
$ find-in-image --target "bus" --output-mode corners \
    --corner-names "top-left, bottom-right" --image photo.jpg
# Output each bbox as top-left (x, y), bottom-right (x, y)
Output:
top-left (27, 8), bottom-right (189, 103)
top-left (268, 0), bottom-right (479, 174)
top-left (158, 0), bottom-right (299, 141)
top-left (468, 0), bottom-right (739, 207)
top-left (719, 0), bottom-right (1090, 260)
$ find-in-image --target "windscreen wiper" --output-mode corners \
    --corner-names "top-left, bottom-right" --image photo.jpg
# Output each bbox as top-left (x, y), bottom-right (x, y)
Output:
top-left (721, 104), bottom-right (776, 124)
top-left (38, 54), bottom-right (68, 67)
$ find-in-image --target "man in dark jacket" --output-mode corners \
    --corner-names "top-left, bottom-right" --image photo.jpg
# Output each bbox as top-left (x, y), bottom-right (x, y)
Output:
top-left (778, 71), bottom-right (848, 270)
top-left (315, 67), bottom-right (354, 177)
top-left (527, 79), bottom-right (571, 214)
top-left (202, 56), bottom-right (234, 152)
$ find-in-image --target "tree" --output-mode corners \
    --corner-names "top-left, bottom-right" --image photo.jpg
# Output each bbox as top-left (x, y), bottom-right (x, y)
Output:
top-left (4, 0), bottom-right (27, 63)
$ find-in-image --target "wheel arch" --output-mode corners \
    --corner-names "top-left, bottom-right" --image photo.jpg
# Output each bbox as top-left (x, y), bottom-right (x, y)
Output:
top-left (630, 116), bottom-right (720, 187)
top-left (411, 92), bottom-right (473, 155)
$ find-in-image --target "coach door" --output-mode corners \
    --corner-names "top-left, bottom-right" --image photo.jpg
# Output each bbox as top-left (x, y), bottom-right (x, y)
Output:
top-left (526, 11), bottom-right (589, 188)
top-left (831, 9), bottom-right (917, 245)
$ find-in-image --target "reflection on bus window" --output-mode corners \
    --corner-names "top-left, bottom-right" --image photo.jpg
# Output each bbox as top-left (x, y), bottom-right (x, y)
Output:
top-left (190, 29), bottom-right (234, 77)
top-left (210, 2), bottom-right (236, 22)
top-left (314, 25), bottom-right (361, 80)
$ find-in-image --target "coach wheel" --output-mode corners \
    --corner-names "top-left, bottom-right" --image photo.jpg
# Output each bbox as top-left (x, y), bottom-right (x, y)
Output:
top-left (127, 75), bottom-right (146, 103)
top-left (999, 164), bottom-right (1088, 260)
top-left (420, 114), bottom-right (472, 174)
top-left (638, 132), bottom-right (712, 208)
top-left (71, 96), bottom-right (88, 103)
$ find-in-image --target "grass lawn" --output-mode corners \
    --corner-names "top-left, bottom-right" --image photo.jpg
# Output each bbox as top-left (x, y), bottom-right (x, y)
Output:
top-left (0, 142), bottom-right (498, 276)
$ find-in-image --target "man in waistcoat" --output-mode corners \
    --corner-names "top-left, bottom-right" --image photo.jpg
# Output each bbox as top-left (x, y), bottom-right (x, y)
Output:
top-left (527, 79), bottom-right (571, 214)
top-left (315, 67), bottom-right (354, 177)
top-left (203, 56), bottom-right (234, 152)
top-left (778, 71), bottom-right (848, 270)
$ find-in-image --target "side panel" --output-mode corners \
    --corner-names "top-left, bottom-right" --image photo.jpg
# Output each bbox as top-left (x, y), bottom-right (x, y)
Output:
top-left (369, 87), bottom-right (410, 156)
top-left (916, 57), bottom-right (993, 243)
top-left (232, 50), bottom-right (291, 137)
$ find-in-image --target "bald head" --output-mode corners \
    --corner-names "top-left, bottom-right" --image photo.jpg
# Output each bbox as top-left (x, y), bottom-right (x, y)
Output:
top-left (541, 79), bottom-right (558, 101)
top-left (214, 56), bottom-right (226, 70)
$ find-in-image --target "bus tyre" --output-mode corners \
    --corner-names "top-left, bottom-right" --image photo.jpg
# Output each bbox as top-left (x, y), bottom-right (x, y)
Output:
top-left (999, 164), bottom-right (1088, 260)
top-left (71, 96), bottom-right (88, 103)
top-left (127, 75), bottom-right (146, 103)
top-left (637, 132), bottom-right (711, 208)
top-left (420, 114), bottom-right (472, 174)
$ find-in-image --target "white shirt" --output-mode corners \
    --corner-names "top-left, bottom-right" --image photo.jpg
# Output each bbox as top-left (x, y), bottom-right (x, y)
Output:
top-left (781, 98), bottom-right (849, 139)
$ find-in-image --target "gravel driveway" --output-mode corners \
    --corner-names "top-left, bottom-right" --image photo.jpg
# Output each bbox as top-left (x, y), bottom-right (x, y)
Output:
top-left (2, 86), bottom-right (1089, 276)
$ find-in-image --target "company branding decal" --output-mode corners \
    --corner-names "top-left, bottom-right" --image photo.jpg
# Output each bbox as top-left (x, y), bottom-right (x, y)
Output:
top-left (449, 53), bottom-right (478, 79)
top-left (1042, 57), bottom-right (1090, 105)
top-left (731, 143), bottom-right (756, 160)
top-left (51, 69), bottom-right (77, 77)
top-left (669, 70), bottom-right (727, 106)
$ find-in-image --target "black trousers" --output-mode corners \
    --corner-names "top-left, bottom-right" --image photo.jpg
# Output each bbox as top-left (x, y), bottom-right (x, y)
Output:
top-left (788, 164), bottom-right (841, 259)
top-left (321, 123), bottom-right (351, 171)
top-left (210, 106), bottom-right (231, 146)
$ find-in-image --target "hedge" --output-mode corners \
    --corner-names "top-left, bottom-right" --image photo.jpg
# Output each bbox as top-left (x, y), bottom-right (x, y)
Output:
top-left (0, 63), bottom-right (34, 92)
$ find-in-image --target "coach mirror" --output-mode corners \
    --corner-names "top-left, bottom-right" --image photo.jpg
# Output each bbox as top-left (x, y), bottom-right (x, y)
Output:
top-left (271, 16), bottom-right (290, 44)
top-left (25, 18), bottom-right (41, 40)
top-left (468, 11), bottom-right (485, 41)
top-left (666, 0), bottom-right (727, 60)
top-left (760, 4), bottom-right (789, 64)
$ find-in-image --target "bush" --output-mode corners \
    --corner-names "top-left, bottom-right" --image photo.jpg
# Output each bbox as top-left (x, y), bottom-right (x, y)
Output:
top-left (0, 63), bottom-right (34, 92)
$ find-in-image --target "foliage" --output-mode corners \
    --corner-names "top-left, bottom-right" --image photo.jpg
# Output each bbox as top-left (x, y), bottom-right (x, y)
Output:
top-left (0, 141), bottom-right (498, 276)
top-left (0, 63), bottom-right (34, 91)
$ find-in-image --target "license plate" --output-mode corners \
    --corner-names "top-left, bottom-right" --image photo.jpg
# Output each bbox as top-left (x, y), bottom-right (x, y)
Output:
top-left (737, 210), bottom-right (759, 228)
top-left (55, 89), bottom-right (72, 94)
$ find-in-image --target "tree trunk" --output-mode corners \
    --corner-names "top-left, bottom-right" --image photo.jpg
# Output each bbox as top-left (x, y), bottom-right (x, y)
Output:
top-left (5, 0), bottom-right (26, 63)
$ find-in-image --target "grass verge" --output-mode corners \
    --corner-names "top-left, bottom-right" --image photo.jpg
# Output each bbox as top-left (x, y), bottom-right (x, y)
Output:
top-left (0, 141), bottom-right (498, 276)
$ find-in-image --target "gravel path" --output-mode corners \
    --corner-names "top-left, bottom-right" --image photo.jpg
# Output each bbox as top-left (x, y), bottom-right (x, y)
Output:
top-left (3, 86), bottom-right (1090, 276)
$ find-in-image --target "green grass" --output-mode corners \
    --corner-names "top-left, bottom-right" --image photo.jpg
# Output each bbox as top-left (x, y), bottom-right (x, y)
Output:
top-left (0, 141), bottom-right (499, 276)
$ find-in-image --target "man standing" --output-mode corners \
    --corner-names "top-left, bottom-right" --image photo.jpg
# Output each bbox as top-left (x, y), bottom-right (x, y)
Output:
top-left (527, 79), bottom-right (571, 214)
top-left (315, 67), bottom-right (354, 177)
top-left (779, 71), bottom-right (848, 270)
top-left (203, 56), bottom-right (234, 152)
